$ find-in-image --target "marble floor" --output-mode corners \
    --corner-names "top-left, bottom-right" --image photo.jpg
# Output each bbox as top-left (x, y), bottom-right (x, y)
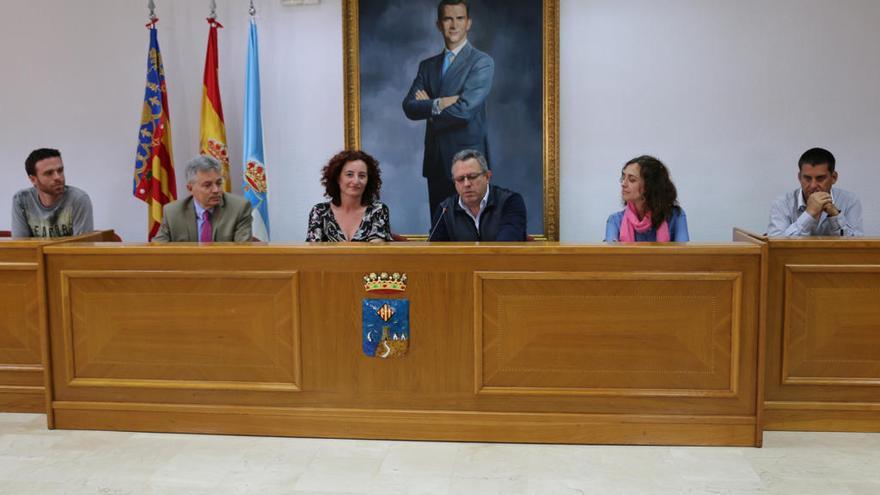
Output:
top-left (0, 413), bottom-right (878, 495)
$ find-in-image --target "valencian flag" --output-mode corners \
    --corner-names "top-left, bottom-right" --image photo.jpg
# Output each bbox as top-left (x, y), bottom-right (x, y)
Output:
top-left (242, 16), bottom-right (270, 240)
top-left (199, 17), bottom-right (231, 191)
top-left (134, 21), bottom-right (176, 240)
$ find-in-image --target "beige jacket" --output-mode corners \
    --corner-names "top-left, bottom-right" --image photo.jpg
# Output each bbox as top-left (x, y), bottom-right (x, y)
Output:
top-left (153, 193), bottom-right (252, 242)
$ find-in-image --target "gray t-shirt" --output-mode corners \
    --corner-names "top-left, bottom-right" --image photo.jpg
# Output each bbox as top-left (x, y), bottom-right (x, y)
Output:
top-left (11, 185), bottom-right (94, 238)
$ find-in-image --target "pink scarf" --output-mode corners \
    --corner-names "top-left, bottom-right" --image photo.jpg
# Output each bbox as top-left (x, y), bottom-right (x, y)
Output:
top-left (619, 201), bottom-right (670, 242)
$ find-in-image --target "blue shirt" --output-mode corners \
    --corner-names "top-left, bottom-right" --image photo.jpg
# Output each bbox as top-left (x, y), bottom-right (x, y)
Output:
top-left (767, 187), bottom-right (863, 237)
top-left (605, 207), bottom-right (689, 242)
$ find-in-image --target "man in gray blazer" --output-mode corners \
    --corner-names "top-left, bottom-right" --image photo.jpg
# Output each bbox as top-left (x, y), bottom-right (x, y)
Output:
top-left (152, 156), bottom-right (252, 242)
top-left (403, 0), bottom-right (495, 218)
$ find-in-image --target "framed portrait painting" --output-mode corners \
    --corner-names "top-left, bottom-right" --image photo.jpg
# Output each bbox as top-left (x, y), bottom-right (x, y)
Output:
top-left (343, 0), bottom-right (559, 239)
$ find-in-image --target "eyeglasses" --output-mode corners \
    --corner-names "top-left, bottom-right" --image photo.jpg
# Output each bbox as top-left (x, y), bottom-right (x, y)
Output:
top-left (453, 172), bottom-right (486, 184)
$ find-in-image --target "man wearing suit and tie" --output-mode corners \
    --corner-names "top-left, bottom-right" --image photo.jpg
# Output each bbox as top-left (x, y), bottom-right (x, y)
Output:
top-left (403, 0), bottom-right (495, 219)
top-left (152, 156), bottom-right (253, 242)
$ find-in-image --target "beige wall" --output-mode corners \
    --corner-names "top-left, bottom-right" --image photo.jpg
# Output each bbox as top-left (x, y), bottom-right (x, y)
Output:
top-left (1, 0), bottom-right (877, 241)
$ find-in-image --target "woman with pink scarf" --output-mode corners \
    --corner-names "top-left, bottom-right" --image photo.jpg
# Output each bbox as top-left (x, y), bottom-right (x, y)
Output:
top-left (605, 155), bottom-right (689, 242)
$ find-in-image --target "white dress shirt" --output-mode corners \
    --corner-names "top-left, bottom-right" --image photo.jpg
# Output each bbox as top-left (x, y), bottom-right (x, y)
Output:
top-left (458, 184), bottom-right (491, 231)
top-left (767, 187), bottom-right (863, 237)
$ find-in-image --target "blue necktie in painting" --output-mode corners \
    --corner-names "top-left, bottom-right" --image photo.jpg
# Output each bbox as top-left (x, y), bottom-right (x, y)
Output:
top-left (362, 299), bottom-right (409, 358)
top-left (441, 50), bottom-right (454, 79)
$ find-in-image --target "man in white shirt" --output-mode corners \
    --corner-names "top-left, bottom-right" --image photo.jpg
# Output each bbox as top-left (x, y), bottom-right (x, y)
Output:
top-left (767, 147), bottom-right (863, 237)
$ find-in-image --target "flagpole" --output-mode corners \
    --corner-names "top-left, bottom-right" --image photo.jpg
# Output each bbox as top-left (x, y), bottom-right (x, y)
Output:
top-left (147, 0), bottom-right (159, 236)
top-left (135, 0), bottom-right (177, 240)
top-left (145, 0), bottom-right (157, 236)
top-left (243, 0), bottom-right (270, 240)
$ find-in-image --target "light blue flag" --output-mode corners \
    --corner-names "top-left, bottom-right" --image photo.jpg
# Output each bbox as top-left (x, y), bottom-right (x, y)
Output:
top-left (242, 17), bottom-right (269, 240)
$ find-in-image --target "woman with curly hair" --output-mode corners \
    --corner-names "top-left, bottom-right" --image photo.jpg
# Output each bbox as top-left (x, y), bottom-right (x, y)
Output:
top-left (605, 155), bottom-right (689, 242)
top-left (306, 150), bottom-right (393, 242)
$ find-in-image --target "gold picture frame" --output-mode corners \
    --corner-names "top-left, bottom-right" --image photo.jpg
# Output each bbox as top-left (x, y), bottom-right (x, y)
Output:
top-left (342, 0), bottom-right (560, 240)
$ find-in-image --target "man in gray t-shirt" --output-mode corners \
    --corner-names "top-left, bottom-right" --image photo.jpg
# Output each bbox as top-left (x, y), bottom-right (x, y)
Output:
top-left (11, 148), bottom-right (94, 238)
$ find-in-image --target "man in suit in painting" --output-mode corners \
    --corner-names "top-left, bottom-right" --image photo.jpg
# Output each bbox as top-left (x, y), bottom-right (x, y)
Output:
top-left (402, 0), bottom-right (495, 219)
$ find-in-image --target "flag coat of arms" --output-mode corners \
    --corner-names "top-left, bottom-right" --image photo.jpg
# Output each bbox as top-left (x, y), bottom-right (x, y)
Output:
top-left (362, 299), bottom-right (410, 358)
top-left (134, 24), bottom-right (176, 240)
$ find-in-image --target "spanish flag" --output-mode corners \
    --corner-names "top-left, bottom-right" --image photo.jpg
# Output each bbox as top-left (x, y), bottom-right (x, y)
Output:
top-left (199, 18), bottom-right (230, 191)
top-left (134, 21), bottom-right (176, 240)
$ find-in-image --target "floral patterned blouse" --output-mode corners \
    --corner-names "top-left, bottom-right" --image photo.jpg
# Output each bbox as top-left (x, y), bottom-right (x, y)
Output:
top-left (306, 201), bottom-right (393, 242)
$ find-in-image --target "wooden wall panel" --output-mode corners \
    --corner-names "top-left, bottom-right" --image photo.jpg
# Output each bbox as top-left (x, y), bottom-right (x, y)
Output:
top-left (43, 243), bottom-right (763, 446)
top-left (0, 264), bottom-right (41, 366)
top-left (59, 270), bottom-right (300, 392)
top-left (477, 272), bottom-right (740, 397)
top-left (782, 266), bottom-right (880, 386)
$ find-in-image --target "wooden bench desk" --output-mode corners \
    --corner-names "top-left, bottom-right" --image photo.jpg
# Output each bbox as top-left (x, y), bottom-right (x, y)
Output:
top-left (735, 228), bottom-right (880, 432)
top-left (0, 231), bottom-right (116, 413)
top-left (42, 242), bottom-right (764, 446)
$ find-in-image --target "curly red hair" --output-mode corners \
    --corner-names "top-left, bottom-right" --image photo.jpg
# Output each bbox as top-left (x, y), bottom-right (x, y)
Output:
top-left (321, 150), bottom-right (383, 206)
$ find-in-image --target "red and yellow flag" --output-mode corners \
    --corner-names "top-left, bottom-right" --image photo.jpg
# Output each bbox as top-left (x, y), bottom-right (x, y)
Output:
top-left (134, 21), bottom-right (176, 240)
top-left (199, 18), bottom-right (230, 191)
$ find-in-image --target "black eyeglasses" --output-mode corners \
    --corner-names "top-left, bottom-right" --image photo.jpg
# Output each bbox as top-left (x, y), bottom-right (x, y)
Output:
top-left (453, 172), bottom-right (486, 184)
